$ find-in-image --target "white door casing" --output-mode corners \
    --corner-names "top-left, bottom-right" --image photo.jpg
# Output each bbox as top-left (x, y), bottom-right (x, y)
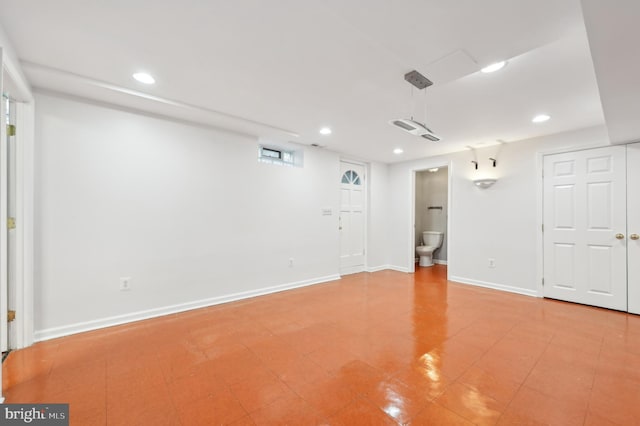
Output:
top-left (0, 69), bottom-right (7, 353)
top-left (6, 97), bottom-right (17, 349)
top-left (627, 143), bottom-right (640, 315)
top-left (339, 161), bottom-right (365, 275)
top-left (543, 146), bottom-right (627, 311)
top-left (1, 45), bottom-right (36, 404)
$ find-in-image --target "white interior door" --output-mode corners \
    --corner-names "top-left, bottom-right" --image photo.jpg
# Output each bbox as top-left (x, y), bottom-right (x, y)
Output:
top-left (543, 146), bottom-right (627, 311)
top-left (627, 143), bottom-right (640, 314)
top-left (339, 161), bottom-right (365, 275)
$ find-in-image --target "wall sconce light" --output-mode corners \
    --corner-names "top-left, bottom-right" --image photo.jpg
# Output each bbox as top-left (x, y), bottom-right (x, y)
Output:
top-left (489, 158), bottom-right (497, 167)
top-left (473, 178), bottom-right (497, 189)
top-left (471, 160), bottom-right (478, 170)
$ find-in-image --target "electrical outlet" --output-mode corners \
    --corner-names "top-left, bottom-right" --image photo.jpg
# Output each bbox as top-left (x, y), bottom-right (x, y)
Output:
top-left (289, 258), bottom-right (294, 267)
top-left (488, 258), bottom-right (496, 268)
top-left (120, 277), bottom-right (132, 291)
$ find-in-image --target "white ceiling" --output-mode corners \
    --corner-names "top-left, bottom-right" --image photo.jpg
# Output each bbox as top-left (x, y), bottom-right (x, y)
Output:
top-left (0, 0), bottom-right (612, 163)
top-left (580, 0), bottom-right (640, 146)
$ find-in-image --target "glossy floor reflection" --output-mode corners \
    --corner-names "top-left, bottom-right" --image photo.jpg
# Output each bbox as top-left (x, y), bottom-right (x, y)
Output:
top-left (4, 266), bottom-right (640, 425)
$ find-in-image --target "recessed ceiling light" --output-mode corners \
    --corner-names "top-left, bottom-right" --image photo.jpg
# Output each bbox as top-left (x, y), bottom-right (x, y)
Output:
top-left (133, 72), bottom-right (155, 84)
top-left (428, 168), bottom-right (439, 173)
top-left (393, 148), bottom-right (404, 154)
top-left (532, 114), bottom-right (551, 123)
top-left (481, 61), bottom-right (507, 73)
top-left (319, 127), bottom-right (332, 135)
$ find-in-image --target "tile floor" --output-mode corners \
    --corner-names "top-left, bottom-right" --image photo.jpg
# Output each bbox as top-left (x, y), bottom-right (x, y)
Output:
top-left (3, 265), bottom-right (640, 425)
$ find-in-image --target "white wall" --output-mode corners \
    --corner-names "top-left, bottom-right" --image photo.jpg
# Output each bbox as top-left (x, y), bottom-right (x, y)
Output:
top-left (34, 92), bottom-right (345, 339)
top-left (32, 90), bottom-right (611, 339)
top-left (0, 25), bottom-right (32, 102)
top-left (389, 125), bottom-right (610, 295)
top-left (366, 161), bottom-right (390, 270)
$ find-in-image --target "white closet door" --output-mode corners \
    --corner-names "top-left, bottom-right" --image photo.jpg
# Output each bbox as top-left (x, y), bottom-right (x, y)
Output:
top-left (627, 143), bottom-right (640, 314)
top-left (543, 146), bottom-right (627, 311)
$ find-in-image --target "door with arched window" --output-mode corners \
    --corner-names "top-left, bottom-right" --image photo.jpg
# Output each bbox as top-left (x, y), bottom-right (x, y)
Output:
top-left (339, 161), bottom-right (365, 274)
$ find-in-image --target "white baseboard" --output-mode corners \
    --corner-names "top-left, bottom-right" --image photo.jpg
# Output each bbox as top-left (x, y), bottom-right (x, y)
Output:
top-left (387, 265), bottom-right (410, 273)
top-left (366, 265), bottom-right (390, 273)
top-left (366, 264), bottom-right (410, 273)
top-left (33, 271), bottom-right (539, 342)
top-left (34, 274), bottom-right (341, 342)
top-left (340, 265), bottom-right (366, 276)
top-left (449, 276), bottom-right (538, 298)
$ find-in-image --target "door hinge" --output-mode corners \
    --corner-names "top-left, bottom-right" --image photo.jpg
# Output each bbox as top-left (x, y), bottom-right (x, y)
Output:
top-left (7, 217), bottom-right (16, 230)
top-left (7, 310), bottom-right (16, 322)
top-left (6, 124), bottom-right (16, 137)
top-left (541, 224), bottom-right (544, 232)
top-left (542, 278), bottom-right (545, 286)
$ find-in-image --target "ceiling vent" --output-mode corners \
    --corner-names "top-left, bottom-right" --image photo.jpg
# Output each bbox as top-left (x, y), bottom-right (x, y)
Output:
top-left (390, 70), bottom-right (441, 142)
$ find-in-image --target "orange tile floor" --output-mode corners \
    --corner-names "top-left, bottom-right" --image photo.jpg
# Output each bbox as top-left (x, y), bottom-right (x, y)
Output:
top-left (3, 265), bottom-right (640, 425)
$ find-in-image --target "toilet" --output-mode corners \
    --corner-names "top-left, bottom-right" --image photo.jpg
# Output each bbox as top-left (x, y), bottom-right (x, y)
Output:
top-left (416, 231), bottom-right (444, 267)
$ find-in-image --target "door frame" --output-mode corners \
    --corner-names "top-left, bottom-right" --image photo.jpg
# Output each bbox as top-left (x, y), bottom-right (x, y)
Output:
top-left (535, 142), bottom-right (613, 298)
top-left (627, 142), bottom-right (640, 314)
top-left (339, 158), bottom-right (368, 275)
top-left (1, 48), bottom-right (35, 357)
top-left (409, 162), bottom-right (452, 276)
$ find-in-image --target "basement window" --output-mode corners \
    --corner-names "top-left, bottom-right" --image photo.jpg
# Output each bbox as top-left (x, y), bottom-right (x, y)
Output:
top-left (258, 144), bottom-right (301, 167)
top-left (261, 147), bottom-right (283, 160)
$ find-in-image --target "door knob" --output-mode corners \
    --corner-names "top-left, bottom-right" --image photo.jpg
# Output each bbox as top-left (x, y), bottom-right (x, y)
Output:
top-left (616, 233), bottom-right (625, 240)
top-left (631, 234), bottom-right (640, 240)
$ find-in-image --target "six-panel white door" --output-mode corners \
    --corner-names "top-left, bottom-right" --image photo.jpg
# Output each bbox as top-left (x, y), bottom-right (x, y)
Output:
top-left (543, 146), bottom-right (628, 311)
top-left (627, 143), bottom-right (640, 314)
top-left (339, 161), bottom-right (365, 275)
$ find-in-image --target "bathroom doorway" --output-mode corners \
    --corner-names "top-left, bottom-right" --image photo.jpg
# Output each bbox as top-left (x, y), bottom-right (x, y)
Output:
top-left (411, 166), bottom-right (450, 273)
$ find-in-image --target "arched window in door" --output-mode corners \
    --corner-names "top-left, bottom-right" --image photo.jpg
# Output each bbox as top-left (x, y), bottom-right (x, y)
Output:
top-left (341, 170), bottom-right (361, 185)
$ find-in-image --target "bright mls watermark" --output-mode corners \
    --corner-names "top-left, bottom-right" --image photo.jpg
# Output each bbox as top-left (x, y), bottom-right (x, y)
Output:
top-left (1, 404), bottom-right (68, 425)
